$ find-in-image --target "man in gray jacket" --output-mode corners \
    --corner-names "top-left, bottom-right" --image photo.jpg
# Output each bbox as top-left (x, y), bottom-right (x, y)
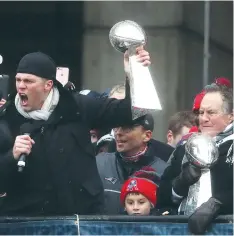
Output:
top-left (96, 114), bottom-right (173, 214)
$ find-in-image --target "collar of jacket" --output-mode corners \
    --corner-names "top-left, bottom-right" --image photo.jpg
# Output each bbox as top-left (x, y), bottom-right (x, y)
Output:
top-left (45, 87), bottom-right (80, 126)
top-left (215, 122), bottom-right (233, 145)
top-left (1, 84), bottom-right (80, 127)
top-left (116, 141), bottom-right (157, 168)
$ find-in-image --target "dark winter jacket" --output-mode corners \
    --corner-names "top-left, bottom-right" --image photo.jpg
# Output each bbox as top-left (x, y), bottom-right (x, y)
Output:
top-left (0, 83), bottom-right (132, 216)
top-left (157, 124), bottom-right (233, 215)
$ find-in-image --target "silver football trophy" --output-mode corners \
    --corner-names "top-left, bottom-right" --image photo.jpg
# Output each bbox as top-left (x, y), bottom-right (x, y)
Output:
top-left (109, 20), bottom-right (162, 119)
top-left (182, 133), bottom-right (219, 216)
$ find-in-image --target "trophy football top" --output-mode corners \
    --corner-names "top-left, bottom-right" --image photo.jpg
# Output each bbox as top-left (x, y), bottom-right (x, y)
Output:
top-left (109, 20), bottom-right (146, 53)
top-left (185, 133), bottom-right (219, 169)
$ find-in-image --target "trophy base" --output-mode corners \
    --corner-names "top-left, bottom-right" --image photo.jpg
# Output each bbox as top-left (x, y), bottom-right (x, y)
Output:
top-left (184, 170), bottom-right (212, 216)
top-left (129, 54), bottom-right (162, 111)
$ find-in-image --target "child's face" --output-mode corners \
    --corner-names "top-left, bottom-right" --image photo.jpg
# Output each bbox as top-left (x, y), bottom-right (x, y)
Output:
top-left (125, 193), bottom-right (151, 216)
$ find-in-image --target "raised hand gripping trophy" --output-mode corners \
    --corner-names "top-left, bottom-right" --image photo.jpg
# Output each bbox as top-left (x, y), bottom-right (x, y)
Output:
top-left (182, 133), bottom-right (219, 216)
top-left (109, 20), bottom-right (162, 119)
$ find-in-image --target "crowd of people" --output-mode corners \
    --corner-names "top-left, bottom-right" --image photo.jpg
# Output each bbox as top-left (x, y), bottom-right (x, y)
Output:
top-left (0, 48), bottom-right (233, 235)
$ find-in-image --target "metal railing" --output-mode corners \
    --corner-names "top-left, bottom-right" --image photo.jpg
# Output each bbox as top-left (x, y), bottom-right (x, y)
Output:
top-left (0, 215), bottom-right (232, 235)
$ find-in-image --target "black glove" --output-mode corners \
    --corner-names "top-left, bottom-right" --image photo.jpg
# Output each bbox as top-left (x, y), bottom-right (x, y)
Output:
top-left (172, 164), bottom-right (201, 196)
top-left (64, 81), bottom-right (76, 91)
top-left (188, 197), bottom-right (222, 235)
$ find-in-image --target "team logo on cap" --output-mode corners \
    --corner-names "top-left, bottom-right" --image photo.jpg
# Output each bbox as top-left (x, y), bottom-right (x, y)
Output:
top-left (127, 179), bottom-right (138, 191)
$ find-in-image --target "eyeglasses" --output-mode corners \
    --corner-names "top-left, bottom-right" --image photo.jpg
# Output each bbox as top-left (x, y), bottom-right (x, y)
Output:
top-left (113, 124), bottom-right (141, 133)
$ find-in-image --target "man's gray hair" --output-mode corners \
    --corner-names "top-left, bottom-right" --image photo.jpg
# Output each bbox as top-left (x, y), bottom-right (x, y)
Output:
top-left (204, 84), bottom-right (233, 114)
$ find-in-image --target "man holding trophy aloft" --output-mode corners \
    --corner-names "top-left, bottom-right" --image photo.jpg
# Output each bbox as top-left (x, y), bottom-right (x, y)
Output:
top-left (158, 84), bottom-right (233, 234)
top-left (0, 20), bottom-right (157, 216)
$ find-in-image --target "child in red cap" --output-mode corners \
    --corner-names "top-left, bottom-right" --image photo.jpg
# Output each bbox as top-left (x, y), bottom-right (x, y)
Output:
top-left (120, 177), bottom-right (157, 216)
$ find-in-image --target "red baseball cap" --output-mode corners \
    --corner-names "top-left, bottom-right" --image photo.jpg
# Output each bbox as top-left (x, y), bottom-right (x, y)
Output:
top-left (192, 91), bottom-right (206, 112)
top-left (214, 77), bottom-right (232, 87)
top-left (189, 126), bottom-right (199, 133)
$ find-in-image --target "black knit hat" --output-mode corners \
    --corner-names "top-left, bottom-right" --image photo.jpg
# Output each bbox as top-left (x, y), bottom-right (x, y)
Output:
top-left (16, 52), bottom-right (56, 80)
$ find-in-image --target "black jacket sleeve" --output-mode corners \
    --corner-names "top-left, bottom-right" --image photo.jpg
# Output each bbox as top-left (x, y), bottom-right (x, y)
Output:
top-left (157, 144), bottom-right (186, 209)
top-left (0, 120), bottom-right (18, 192)
top-left (0, 150), bottom-right (17, 191)
top-left (0, 149), bottom-right (17, 194)
top-left (210, 140), bottom-right (233, 214)
top-left (73, 80), bottom-right (132, 129)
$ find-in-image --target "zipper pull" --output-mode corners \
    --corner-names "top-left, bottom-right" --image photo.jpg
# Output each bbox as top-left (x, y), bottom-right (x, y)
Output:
top-left (41, 126), bottom-right (44, 135)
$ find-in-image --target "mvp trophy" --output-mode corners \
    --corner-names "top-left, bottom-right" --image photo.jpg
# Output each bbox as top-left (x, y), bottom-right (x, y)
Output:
top-left (109, 20), bottom-right (162, 119)
top-left (183, 133), bottom-right (219, 216)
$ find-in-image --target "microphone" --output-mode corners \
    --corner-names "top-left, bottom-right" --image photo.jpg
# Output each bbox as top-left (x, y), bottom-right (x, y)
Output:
top-left (17, 123), bottom-right (33, 172)
top-left (18, 151), bottom-right (27, 172)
